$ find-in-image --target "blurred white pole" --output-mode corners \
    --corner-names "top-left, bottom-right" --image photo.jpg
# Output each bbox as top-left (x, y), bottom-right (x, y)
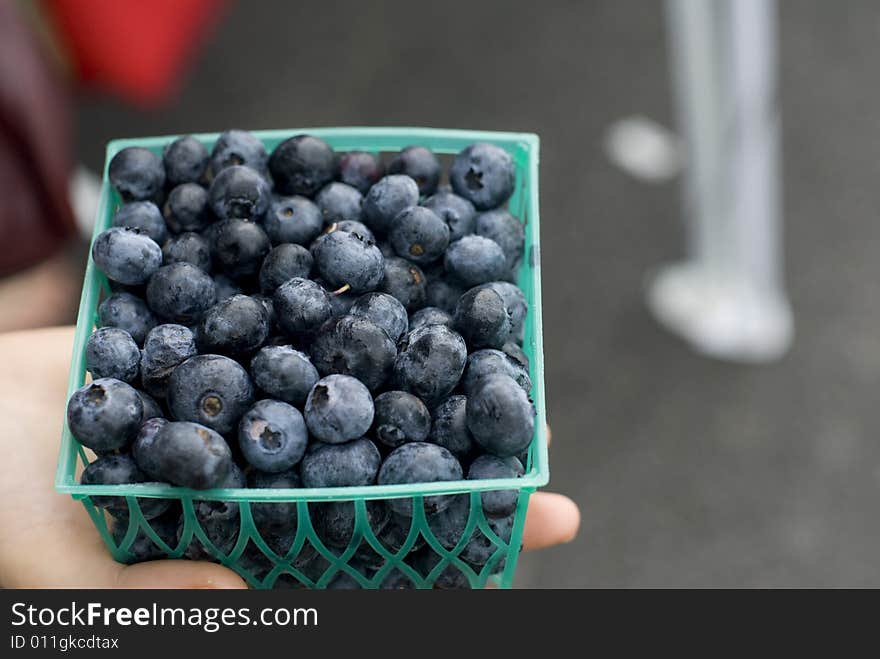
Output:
top-left (647, 0), bottom-right (793, 362)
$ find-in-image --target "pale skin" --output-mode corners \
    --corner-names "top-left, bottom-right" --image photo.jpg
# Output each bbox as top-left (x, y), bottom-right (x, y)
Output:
top-left (0, 326), bottom-right (580, 588)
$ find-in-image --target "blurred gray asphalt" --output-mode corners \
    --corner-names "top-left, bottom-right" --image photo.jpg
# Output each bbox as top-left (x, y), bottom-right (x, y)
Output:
top-left (74, 1), bottom-right (880, 587)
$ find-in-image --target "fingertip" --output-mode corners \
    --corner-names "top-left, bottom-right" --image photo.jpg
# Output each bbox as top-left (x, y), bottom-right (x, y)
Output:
top-left (551, 493), bottom-right (581, 544)
top-left (115, 560), bottom-right (249, 589)
top-left (522, 492), bottom-right (581, 551)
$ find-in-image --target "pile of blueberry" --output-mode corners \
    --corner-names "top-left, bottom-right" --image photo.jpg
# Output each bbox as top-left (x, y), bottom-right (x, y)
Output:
top-left (66, 130), bottom-right (536, 588)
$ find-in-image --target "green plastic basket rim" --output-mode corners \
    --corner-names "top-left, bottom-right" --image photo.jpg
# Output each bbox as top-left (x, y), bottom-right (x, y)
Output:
top-left (55, 126), bottom-right (549, 502)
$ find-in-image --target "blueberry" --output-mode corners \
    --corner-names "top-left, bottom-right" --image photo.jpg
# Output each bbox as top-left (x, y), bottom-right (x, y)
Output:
top-left (428, 395), bottom-right (476, 461)
top-left (378, 240), bottom-right (395, 258)
top-left (308, 315), bottom-right (396, 391)
top-left (454, 286), bottom-right (511, 350)
top-left (422, 191), bottom-right (476, 242)
top-left (301, 550), bottom-right (350, 584)
top-left (310, 500), bottom-right (389, 550)
top-left (263, 196), bottom-right (323, 245)
top-left (321, 279), bottom-right (358, 317)
top-left (388, 146), bottom-right (441, 196)
top-left (371, 391), bottom-right (430, 449)
top-left (304, 374), bottom-right (374, 444)
top-left (377, 443), bottom-right (463, 515)
top-left (200, 219), bottom-right (219, 245)
top-left (113, 507), bottom-right (180, 563)
top-left (109, 487), bottom-right (176, 522)
top-left (393, 324), bottom-right (467, 404)
top-left (167, 354), bottom-right (255, 435)
top-left (349, 292), bottom-right (408, 342)
top-left (210, 129), bottom-right (268, 175)
top-left (183, 499), bottom-right (240, 560)
top-left (150, 421), bottom-right (234, 489)
top-left (259, 243), bottom-right (313, 293)
top-left (466, 374), bottom-right (534, 458)
top-left (339, 150), bottom-right (384, 193)
top-left (422, 493), bottom-right (469, 549)
top-left (84, 327), bottom-right (140, 384)
top-left (481, 281), bottom-right (527, 343)
top-left (461, 348), bottom-right (531, 395)
top-left (420, 259), bottom-right (446, 280)
top-left (180, 465), bottom-right (246, 560)
top-left (213, 274), bottom-right (243, 302)
top-left (163, 183), bottom-right (211, 233)
top-left (379, 257), bottom-right (426, 312)
top-left (161, 231), bottom-right (211, 271)
top-left (300, 438), bottom-right (381, 487)
top-left (316, 182), bottom-right (363, 223)
top-left (269, 134), bottom-right (337, 196)
top-left (109, 146), bottom-right (165, 202)
top-left (425, 493), bottom-right (513, 565)
top-left (83, 454), bottom-right (141, 487)
top-left (502, 340), bottom-right (529, 370)
top-left (273, 277), bottom-right (332, 335)
top-left (378, 569), bottom-right (418, 589)
top-left (373, 512), bottom-right (423, 554)
top-left (112, 201), bottom-right (168, 244)
top-left (409, 306), bottom-right (453, 333)
top-left (146, 262), bottom-right (217, 323)
top-left (140, 324), bottom-right (197, 398)
top-left (248, 469), bottom-right (301, 535)
top-left (408, 547), bottom-right (470, 589)
top-left (425, 277), bottom-right (464, 314)
top-left (389, 206), bottom-right (449, 265)
top-left (362, 175), bottom-right (419, 234)
top-left (462, 512), bottom-right (515, 567)
top-left (253, 294), bottom-right (276, 330)
top-left (449, 142), bottom-right (515, 210)
top-left (325, 570), bottom-right (363, 589)
top-left (312, 229), bottom-right (384, 294)
top-left (212, 454), bottom-right (249, 485)
top-left (67, 378), bottom-right (143, 452)
top-left (208, 165), bottom-right (270, 221)
top-left (209, 219), bottom-right (271, 279)
top-left (468, 454), bottom-right (524, 518)
top-left (92, 227), bottom-right (162, 285)
top-left (81, 454), bottom-right (146, 516)
top-left (132, 417), bottom-right (169, 479)
top-left (332, 220), bottom-right (375, 241)
top-left (238, 400), bottom-right (308, 473)
top-left (274, 554), bottom-right (326, 584)
top-left (262, 539), bottom-right (319, 575)
top-left (250, 345), bottom-right (319, 407)
top-left (136, 390), bottom-right (164, 421)
top-left (444, 235), bottom-right (507, 287)
top-left (197, 294), bottom-right (270, 356)
top-left (106, 280), bottom-right (146, 296)
top-left (344, 545), bottom-right (386, 572)
top-left (98, 292), bottom-right (157, 346)
top-left (163, 135), bottom-right (208, 186)
top-left (247, 501), bottom-right (304, 563)
top-left (475, 209), bottom-right (525, 272)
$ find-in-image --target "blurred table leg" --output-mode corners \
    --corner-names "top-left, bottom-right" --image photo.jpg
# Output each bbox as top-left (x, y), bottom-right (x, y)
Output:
top-left (647, 0), bottom-right (793, 363)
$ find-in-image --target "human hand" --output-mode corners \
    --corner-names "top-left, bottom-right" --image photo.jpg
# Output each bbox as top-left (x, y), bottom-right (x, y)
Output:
top-left (0, 326), bottom-right (578, 588)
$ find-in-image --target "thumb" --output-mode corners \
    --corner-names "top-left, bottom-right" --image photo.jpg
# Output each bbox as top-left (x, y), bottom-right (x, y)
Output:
top-left (112, 560), bottom-right (249, 589)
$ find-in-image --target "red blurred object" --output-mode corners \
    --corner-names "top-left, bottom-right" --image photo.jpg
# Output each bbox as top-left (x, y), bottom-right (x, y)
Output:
top-left (42, 0), bottom-right (226, 106)
top-left (0, 1), bottom-right (76, 276)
